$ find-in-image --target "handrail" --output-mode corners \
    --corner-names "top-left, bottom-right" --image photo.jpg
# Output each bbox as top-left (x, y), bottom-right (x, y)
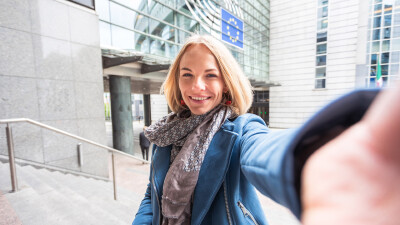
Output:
top-left (0, 118), bottom-right (149, 200)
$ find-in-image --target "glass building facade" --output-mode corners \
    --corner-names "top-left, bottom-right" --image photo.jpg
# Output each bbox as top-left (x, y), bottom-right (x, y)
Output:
top-left (95, 0), bottom-right (270, 82)
top-left (367, 0), bottom-right (400, 87)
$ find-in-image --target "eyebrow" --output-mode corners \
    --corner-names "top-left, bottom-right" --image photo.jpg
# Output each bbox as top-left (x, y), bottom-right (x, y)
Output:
top-left (180, 67), bottom-right (218, 72)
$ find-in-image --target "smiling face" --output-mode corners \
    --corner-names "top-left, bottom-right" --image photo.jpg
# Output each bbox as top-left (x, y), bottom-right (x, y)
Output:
top-left (178, 44), bottom-right (226, 115)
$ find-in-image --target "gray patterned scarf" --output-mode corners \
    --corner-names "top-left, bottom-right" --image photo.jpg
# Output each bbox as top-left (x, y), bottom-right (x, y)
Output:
top-left (145, 105), bottom-right (235, 225)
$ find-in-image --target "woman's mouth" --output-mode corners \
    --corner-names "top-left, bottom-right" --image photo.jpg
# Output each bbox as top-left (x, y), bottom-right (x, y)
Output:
top-left (189, 96), bottom-right (211, 102)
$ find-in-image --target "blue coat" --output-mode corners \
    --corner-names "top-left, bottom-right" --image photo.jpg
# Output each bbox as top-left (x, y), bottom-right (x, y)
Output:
top-left (132, 89), bottom-right (379, 225)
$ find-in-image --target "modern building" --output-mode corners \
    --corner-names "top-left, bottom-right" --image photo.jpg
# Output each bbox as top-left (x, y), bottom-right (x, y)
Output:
top-left (1, 0), bottom-right (398, 178)
top-left (269, 0), bottom-right (399, 128)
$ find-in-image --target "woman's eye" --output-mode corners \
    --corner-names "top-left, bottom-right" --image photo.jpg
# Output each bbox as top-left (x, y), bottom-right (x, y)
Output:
top-left (182, 73), bottom-right (192, 77)
top-left (207, 74), bottom-right (217, 78)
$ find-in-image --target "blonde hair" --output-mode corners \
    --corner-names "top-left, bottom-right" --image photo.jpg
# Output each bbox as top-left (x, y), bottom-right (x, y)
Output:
top-left (161, 35), bottom-right (253, 115)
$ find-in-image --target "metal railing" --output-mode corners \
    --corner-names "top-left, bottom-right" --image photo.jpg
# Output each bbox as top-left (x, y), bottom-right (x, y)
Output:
top-left (0, 118), bottom-right (148, 200)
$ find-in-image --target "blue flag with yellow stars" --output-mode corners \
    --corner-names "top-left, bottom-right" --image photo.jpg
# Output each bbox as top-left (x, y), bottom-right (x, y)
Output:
top-left (221, 8), bottom-right (243, 49)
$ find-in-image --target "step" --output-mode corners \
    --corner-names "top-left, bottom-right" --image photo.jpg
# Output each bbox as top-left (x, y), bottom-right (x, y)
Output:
top-left (44, 168), bottom-right (138, 223)
top-left (31, 166), bottom-right (126, 224)
top-left (14, 165), bottom-right (124, 225)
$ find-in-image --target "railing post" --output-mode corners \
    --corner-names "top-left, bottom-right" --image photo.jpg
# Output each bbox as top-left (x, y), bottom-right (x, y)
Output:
top-left (6, 124), bottom-right (18, 192)
top-left (112, 152), bottom-right (117, 200)
top-left (77, 143), bottom-right (83, 167)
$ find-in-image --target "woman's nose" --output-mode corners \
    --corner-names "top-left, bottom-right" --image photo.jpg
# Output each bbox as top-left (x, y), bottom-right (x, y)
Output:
top-left (193, 78), bottom-right (206, 90)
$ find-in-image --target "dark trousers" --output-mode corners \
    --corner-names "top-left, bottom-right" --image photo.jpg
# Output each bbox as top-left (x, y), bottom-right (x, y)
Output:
top-left (140, 146), bottom-right (149, 161)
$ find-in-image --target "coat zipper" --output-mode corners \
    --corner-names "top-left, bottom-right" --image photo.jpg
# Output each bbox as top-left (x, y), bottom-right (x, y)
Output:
top-left (151, 149), bottom-right (162, 225)
top-left (223, 182), bottom-right (233, 225)
top-left (237, 201), bottom-right (259, 225)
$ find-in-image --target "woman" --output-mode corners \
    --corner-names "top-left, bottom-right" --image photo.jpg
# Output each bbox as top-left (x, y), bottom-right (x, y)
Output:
top-left (133, 35), bottom-right (400, 225)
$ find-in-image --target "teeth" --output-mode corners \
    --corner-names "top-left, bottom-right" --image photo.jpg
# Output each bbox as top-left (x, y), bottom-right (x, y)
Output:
top-left (191, 96), bottom-right (209, 100)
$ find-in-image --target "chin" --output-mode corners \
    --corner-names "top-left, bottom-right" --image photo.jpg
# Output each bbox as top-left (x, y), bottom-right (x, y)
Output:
top-left (189, 107), bottom-right (210, 115)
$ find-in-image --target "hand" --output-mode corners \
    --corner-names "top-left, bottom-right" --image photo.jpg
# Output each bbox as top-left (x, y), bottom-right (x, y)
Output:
top-left (301, 83), bottom-right (400, 225)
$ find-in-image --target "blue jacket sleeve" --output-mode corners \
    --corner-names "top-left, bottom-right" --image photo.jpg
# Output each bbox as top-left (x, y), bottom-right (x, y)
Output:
top-left (132, 182), bottom-right (153, 225)
top-left (239, 89), bottom-right (380, 219)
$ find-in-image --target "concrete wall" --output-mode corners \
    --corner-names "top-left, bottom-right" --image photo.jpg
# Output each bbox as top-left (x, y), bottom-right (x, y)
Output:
top-left (269, 0), bottom-right (366, 128)
top-left (0, 0), bottom-right (108, 177)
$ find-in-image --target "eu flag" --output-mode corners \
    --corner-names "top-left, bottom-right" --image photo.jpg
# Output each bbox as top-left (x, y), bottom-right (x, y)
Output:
top-left (221, 8), bottom-right (243, 49)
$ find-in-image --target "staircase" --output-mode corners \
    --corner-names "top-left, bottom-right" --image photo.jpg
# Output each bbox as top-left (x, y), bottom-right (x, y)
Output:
top-left (0, 161), bottom-right (143, 225)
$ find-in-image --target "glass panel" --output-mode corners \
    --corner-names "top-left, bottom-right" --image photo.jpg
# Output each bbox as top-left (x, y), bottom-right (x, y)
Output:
top-left (372, 41), bottom-right (380, 52)
top-left (396, 0), bottom-right (400, 13)
top-left (383, 76), bottom-right (389, 87)
top-left (384, 15), bottom-right (392, 26)
top-left (374, 4), bottom-right (383, 16)
top-left (176, 30), bottom-right (191, 43)
top-left (135, 34), bottom-right (149, 53)
top-left (371, 66), bottom-right (377, 76)
top-left (392, 38), bottom-right (400, 50)
top-left (111, 25), bottom-right (135, 49)
top-left (375, 0), bottom-right (382, 3)
top-left (148, 18), bottom-right (175, 41)
top-left (177, 14), bottom-right (198, 31)
top-left (96, 0), bottom-right (110, 21)
top-left (161, 25), bottom-right (175, 42)
top-left (391, 51), bottom-right (400, 62)
top-left (69, 0), bottom-right (95, 9)
top-left (99, 21), bottom-right (112, 46)
top-left (133, 14), bottom-right (149, 33)
top-left (165, 42), bottom-right (178, 58)
top-left (373, 29), bottom-right (381, 40)
top-left (374, 16), bottom-right (382, 28)
top-left (369, 77), bottom-right (376, 87)
top-left (318, 0), bottom-right (328, 6)
top-left (383, 27), bottom-right (391, 38)
top-left (382, 52), bottom-right (390, 63)
top-left (317, 19), bottom-right (328, 30)
top-left (394, 13), bottom-right (400, 25)
top-left (390, 63), bottom-right (399, 74)
top-left (317, 43), bottom-right (327, 54)
top-left (316, 55), bottom-right (327, 66)
top-left (315, 79), bottom-right (326, 89)
top-left (384, 4), bottom-right (393, 14)
top-left (149, 37), bottom-right (165, 56)
top-left (149, 2), bottom-right (174, 24)
top-left (393, 26), bottom-right (400, 38)
top-left (371, 53), bottom-right (378, 64)
top-left (318, 6), bottom-right (328, 18)
top-left (382, 40), bottom-right (390, 51)
top-left (382, 65), bottom-right (389, 75)
top-left (316, 67), bottom-right (326, 78)
top-left (317, 32), bottom-right (327, 42)
top-left (110, 2), bottom-right (135, 29)
top-left (367, 41), bottom-right (371, 53)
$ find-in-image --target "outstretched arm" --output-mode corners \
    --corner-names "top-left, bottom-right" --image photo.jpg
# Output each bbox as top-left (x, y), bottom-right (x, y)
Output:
top-left (302, 83), bottom-right (400, 225)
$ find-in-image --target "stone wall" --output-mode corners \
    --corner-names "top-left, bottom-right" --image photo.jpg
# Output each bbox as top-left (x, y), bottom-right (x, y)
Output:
top-left (0, 0), bottom-right (108, 177)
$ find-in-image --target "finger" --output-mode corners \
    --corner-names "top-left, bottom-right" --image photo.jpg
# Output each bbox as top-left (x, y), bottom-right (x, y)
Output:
top-left (362, 81), bottom-right (400, 156)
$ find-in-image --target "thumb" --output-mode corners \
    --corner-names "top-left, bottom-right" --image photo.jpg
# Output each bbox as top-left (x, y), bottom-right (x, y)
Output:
top-left (362, 81), bottom-right (400, 156)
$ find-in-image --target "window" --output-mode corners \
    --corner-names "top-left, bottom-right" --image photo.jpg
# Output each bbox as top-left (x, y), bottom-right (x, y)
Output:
top-left (368, 0), bottom-right (399, 87)
top-left (67, 0), bottom-right (95, 9)
top-left (316, 55), bottom-right (327, 66)
top-left (315, 0), bottom-right (328, 89)
top-left (317, 32), bottom-right (327, 42)
top-left (374, 16), bottom-right (382, 28)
